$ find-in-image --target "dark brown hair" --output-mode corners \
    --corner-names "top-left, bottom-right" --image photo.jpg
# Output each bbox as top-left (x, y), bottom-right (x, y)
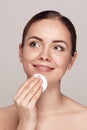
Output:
top-left (21, 10), bottom-right (77, 56)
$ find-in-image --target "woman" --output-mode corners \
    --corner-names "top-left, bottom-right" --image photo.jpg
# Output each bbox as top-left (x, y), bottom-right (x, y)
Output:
top-left (0, 10), bottom-right (87, 130)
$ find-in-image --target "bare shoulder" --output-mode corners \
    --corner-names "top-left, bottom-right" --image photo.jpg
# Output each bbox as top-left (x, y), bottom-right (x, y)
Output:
top-left (0, 104), bottom-right (18, 130)
top-left (63, 95), bottom-right (87, 120)
top-left (59, 95), bottom-right (87, 129)
top-left (72, 102), bottom-right (87, 126)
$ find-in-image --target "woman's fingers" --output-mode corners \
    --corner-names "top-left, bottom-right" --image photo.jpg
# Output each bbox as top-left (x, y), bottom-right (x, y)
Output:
top-left (14, 77), bottom-right (40, 100)
top-left (14, 76), bottom-right (34, 99)
top-left (28, 87), bottom-right (42, 110)
top-left (19, 79), bottom-right (42, 107)
top-left (14, 77), bottom-right (43, 107)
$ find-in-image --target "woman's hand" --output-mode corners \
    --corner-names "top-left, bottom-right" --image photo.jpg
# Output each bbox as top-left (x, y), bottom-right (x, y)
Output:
top-left (13, 76), bottom-right (43, 130)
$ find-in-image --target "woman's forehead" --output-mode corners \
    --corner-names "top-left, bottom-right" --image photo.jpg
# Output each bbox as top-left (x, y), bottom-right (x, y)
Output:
top-left (25, 19), bottom-right (71, 43)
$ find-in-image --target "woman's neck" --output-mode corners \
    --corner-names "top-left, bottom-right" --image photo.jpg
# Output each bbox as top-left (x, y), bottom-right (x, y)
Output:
top-left (36, 83), bottom-right (63, 115)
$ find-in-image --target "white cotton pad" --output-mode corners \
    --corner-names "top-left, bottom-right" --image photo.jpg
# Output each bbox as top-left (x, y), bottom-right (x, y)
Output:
top-left (34, 73), bottom-right (47, 91)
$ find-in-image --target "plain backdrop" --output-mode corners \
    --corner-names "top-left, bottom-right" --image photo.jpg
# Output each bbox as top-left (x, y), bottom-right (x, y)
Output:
top-left (0, 0), bottom-right (87, 107)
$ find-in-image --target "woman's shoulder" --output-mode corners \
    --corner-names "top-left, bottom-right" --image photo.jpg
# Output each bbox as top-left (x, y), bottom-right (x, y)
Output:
top-left (64, 94), bottom-right (87, 115)
top-left (0, 104), bottom-right (18, 130)
top-left (62, 94), bottom-right (87, 112)
top-left (62, 95), bottom-right (87, 127)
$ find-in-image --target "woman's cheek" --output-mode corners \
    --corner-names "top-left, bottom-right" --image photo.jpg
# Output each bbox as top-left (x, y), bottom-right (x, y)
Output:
top-left (54, 54), bottom-right (70, 69)
top-left (22, 50), bottom-right (38, 62)
top-left (21, 51), bottom-right (39, 76)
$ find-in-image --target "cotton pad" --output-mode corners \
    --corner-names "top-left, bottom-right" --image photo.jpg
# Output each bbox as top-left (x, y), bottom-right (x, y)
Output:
top-left (34, 73), bottom-right (47, 91)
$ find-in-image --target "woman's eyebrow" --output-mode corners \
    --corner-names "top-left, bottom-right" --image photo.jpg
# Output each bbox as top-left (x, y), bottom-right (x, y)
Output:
top-left (52, 40), bottom-right (68, 46)
top-left (27, 36), bottom-right (43, 42)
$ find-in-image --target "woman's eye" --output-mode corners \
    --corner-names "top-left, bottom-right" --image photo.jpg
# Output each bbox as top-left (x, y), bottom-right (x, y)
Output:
top-left (54, 45), bottom-right (64, 51)
top-left (29, 41), bottom-right (40, 47)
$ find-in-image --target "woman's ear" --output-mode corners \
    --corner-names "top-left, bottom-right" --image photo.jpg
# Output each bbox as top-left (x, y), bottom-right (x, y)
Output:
top-left (67, 51), bottom-right (77, 70)
top-left (19, 43), bottom-right (23, 63)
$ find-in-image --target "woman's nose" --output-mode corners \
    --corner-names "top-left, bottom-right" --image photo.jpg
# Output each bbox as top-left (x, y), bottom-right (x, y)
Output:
top-left (38, 48), bottom-right (52, 62)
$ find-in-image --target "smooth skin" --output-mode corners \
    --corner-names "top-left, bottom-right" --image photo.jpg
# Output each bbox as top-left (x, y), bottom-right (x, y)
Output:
top-left (0, 19), bottom-right (87, 130)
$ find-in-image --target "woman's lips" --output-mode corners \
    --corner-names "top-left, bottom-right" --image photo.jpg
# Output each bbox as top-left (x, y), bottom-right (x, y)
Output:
top-left (33, 64), bottom-right (54, 72)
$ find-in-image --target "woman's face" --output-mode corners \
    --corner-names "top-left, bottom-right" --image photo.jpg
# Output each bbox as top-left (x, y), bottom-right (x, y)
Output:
top-left (19, 19), bottom-right (76, 84)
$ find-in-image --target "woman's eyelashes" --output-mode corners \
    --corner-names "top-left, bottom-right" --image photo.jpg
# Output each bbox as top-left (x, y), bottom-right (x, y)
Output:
top-left (53, 45), bottom-right (65, 51)
top-left (29, 41), bottom-right (40, 48)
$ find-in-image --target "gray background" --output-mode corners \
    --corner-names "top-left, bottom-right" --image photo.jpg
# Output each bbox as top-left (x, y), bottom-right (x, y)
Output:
top-left (0, 0), bottom-right (87, 107)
